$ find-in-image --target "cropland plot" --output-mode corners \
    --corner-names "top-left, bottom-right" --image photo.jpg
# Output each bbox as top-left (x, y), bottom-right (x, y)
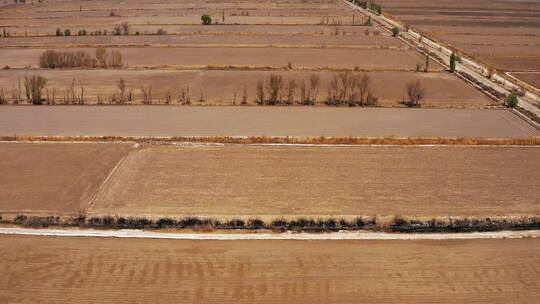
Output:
top-left (0, 31), bottom-right (400, 48)
top-left (0, 107), bottom-right (537, 138)
top-left (0, 47), bottom-right (436, 71)
top-left (89, 145), bottom-right (540, 219)
top-left (0, 143), bottom-right (132, 216)
top-left (0, 24), bottom-right (379, 37)
top-left (511, 72), bottom-right (540, 91)
top-left (1, 235), bottom-right (540, 304)
top-left (0, 70), bottom-right (492, 107)
top-left (378, 0), bottom-right (540, 72)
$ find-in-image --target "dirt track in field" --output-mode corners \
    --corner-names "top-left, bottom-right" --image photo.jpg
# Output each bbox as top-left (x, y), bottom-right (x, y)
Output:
top-left (0, 107), bottom-right (537, 138)
top-left (0, 143), bottom-right (132, 215)
top-left (0, 70), bottom-right (492, 107)
top-left (1, 234), bottom-right (539, 304)
top-left (88, 145), bottom-right (540, 219)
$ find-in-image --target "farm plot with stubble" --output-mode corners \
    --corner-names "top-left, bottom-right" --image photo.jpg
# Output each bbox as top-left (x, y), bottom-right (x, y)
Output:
top-left (88, 145), bottom-right (540, 219)
top-left (1, 234), bottom-right (540, 304)
top-left (0, 142), bottom-right (132, 216)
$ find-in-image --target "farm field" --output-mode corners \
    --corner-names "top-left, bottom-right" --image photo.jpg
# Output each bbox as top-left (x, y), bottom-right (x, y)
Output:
top-left (1, 235), bottom-right (540, 304)
top-left (510, 72), bottom-right (540, 91)
top-left (0, 47), bottom-right (436, 71)
top-left (0, 70), bottom-right (492, 107)
top-left (0, 142), bottom-right (132, 216)
top-left (89, 145), bottom-right (540, 219)
top-left (378, 0), bottom-right (540, 73)
top-left (0, 106), bottom-right (537, 138)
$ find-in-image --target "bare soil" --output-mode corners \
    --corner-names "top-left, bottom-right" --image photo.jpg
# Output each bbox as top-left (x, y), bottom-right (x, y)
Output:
top-left (0, 142), bottom-right (132, 216)
top-left (88, 145), bottom-right (540, 219)
top-left (0, 107), bottom-right (536, 138)
top-left (0, 70), bottom-right (492, 107)
top-left (379, 0), bottom-right (540, 72)
top-left (0, 47), bottom-right (436, 71)
top-left (511, 72), bottom-right (540, 90)
top-left (1, 234), bottom-right (539, 304)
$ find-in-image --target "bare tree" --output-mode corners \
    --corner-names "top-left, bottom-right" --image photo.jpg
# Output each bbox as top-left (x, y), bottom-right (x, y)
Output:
top-left (24, 75), bottom-right (48, 104)
top-left (266, 74), bottom-right (283, 105)
top-left (108, 50), bottom-right (123, 68)
top-left (95, 47), bottom-right (108, 67)
top-left (405, 80), bottom-right (426, 107)
top-left (357, 74), bottom-right (370, 106)
top-left (121, 21), bottom-right (130, 35)
top-left (299, 80), bottom-right (307, 105)
top-left (309, 74), bottom-right (320, 103)
top-left (241, 86), bottom-right (248, 105)
top-left (117, 78), bottom-right (126, 102)
top-left (78, 79), bottom-right (85, 104)
top-left (0, 87), bottom-right (6, 104)
top-left (256, 80), bottom-right (265, 105)
top-left (286, 79), bottom-right (297, 105)
top-left (140, 85), bottom-right (152, 104)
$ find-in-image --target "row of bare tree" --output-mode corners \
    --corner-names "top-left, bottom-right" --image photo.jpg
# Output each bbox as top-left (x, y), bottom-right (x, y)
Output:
top-left (39, 48), bottom-right (123, 69)
top-left (0, 75), bottom-right (426, 106)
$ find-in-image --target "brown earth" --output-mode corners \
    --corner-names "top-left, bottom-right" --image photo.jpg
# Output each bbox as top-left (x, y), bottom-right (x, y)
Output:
top-left (0, 47), bottom-right (438, 71)
top-left (0, 142), bottom-right (132, 216)
top-left (1, 235), bottom-right (539, 304)
top-left (378, 0), bottom-right (540, 72)
top-left (0, 70), bottom-right (492, 107)
top-left (88, 145), bottom-right (540, 219)
top-left (510, 72), bottom-right (540, 91)
top-left (0, 106), bottom-right (537, 138)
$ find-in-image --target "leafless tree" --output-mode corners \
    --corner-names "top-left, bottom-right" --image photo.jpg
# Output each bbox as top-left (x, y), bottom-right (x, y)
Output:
top-left (117, 78), bottom-right (126, 102)
top-left (309, 74), bottom-right (320, 103)
top-left (357, 74), bottom-right (370, 106)
top-left (405, 80), bottom-right (426, 107)
top-left (95, 47), bottom-right (108, 67)
top-left (241, 86), bottom-right (248, 105)
top-left (140, 85), bottom-right (152, 104)
top-left (121, 21), bottom-right (130, 35)
top-left (286, 79), bottom-right (297, 105)
top-left (108, 50), bottom-right (123, 68)
top-left (0, 87), bottom-right (6, 104)
top-left (266, 74), bottom-right (283, 105)
top-left (24, 74), bottom-right (48, 104)
top-left (256, 80), bottom-right (265, 105)
top-left (299, 80), bottom-right (307, 105)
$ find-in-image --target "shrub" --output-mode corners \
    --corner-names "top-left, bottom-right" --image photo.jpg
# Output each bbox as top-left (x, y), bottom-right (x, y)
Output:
top-left (391, 27), bottom-right (400, 37)
top-left (64, 29), bottom-right (71, 36)
top-left (201, 14), bottom-right (212, 25)
top-left (405, 79), bottom-right (426, 107)
top-left (506, 94), bottom-right (518, 108)
top-left (156, 28), bottom-right (167, 35)
top-left (55, 28), bottom-right (62, 36)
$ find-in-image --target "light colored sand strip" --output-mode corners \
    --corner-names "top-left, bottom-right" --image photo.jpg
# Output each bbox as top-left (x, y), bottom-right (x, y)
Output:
top-left (1, 227), bottom-right (539, 240)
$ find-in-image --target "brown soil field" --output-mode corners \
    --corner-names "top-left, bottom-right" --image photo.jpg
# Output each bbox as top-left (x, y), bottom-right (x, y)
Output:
top-left (0, 70), bottom-right (492, 107)
top-left (378, 0), bottom-right (540, 72)
top-left (511, 72), bottom-right (540, 91)
top-left (0, 32), bottom-right (400, 48)
top-left (0, 47), bottom-right (437, 71)
top-left (1, 235), bottom-right (539, 304)
top-left (88, 145), bottom-right (540, 219)
top-left (0, 143), bottom-right (132, 216)
top-left (0, 106), bottom-right (537, 138)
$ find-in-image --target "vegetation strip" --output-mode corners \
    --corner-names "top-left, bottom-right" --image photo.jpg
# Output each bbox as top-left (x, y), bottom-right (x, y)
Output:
top-left (1, 214), bottom-right (540, 233)
top-left (1, 135), bottom-right (539, 146)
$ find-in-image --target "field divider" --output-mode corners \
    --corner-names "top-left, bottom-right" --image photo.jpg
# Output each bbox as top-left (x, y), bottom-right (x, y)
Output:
top-left (1, 135), bottom-right (539, 146)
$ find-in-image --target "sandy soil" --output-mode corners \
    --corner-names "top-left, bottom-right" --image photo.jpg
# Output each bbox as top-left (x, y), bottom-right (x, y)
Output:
top-left (0, 47), bottom-right (436, 71)
top-left (88, 145), bottom-right (540, 218)
top-left (1, 234), bottom-right (539, 303)
top-left (0, 142), bottom-right (132, 216)
top-left (0, 70), bottom-right (492, 107)
top-left (0, 106), bottom-right (537, 138)
top-left (511, 72), bottom-right (540, 90)
top-left (378, 0), bottom-right (540, 72)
